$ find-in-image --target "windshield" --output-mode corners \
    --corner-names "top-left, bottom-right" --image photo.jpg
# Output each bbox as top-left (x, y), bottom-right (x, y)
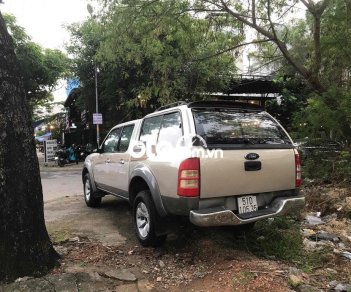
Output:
top-left (192, 109), bottom-right (291, 146)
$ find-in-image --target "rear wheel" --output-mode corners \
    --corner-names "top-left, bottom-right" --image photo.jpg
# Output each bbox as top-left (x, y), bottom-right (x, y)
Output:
top-left (83, 174), bottom-right (101, 208)
top-left (133, 190), bottom-right (167, 247)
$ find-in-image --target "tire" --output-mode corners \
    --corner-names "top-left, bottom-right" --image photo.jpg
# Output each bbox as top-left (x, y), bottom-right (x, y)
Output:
top-left (133, 190), bottom-right (167, 247)
top-left (83, 173), bottom-right (101, 208)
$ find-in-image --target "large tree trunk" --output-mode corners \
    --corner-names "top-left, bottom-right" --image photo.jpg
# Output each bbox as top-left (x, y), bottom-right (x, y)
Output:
top-left (0, 11), bottom-right (58, 281)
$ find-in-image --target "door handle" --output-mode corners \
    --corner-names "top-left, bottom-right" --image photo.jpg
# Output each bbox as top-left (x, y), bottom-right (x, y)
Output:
top-left (244, 161), bottom-right (261, 171)
top-left (119, 159), bottom-right (125, 165)
top-left (106, 159), bottom-right (111, 164)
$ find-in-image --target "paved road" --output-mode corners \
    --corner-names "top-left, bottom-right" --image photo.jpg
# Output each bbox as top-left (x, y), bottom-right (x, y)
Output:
top-left (41, 169), bottom-right (83, 202)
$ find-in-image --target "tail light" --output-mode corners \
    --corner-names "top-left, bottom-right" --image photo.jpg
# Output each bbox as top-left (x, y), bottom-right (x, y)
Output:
top-left (294, 149), bottom-right (302, 187)
top-left (177, 158), bottom-right (200, 197)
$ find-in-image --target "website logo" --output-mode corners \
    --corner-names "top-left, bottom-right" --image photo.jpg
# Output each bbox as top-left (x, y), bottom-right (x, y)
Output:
top-left (130, 134), bottom-right (223, 159)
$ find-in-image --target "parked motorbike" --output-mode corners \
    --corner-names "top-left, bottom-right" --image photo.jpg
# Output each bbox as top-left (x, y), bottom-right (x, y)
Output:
top-left (55, 144), bottom-right (93, 166)
top-left (76, 145), bottom-right (89, 162)
top-left (77, 144), bottom-right (94, 161)
top-left (54, 148), bottom-right (68, 167)
top-left (55, 147), bottom-right (78, 167)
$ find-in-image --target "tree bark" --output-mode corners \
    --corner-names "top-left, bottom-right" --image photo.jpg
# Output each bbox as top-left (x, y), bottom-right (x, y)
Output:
top-left (0, 11), bottom-right (58, 281)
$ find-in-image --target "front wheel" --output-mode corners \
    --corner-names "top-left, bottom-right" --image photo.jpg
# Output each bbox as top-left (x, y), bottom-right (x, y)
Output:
top-left (133, 190), bottom-right (167, 247)
top-left (83, 174), bottom-right (101, 208)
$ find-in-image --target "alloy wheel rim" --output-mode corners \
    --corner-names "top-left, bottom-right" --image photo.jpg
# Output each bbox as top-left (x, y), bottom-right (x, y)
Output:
top-left (85, 180), bottom-right (91, 201)
top-left (136, 202), bottom-right (150, 239)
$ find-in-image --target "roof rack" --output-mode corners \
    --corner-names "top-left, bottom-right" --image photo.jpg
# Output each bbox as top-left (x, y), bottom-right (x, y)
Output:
top-left (187, 100), bottom-right (262, 109)
top-left (154, 101), bottom-right (187, 112)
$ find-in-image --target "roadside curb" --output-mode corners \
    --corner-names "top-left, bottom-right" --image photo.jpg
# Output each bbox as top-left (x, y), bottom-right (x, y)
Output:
top-left (40, 166), bottom-right (83, 172)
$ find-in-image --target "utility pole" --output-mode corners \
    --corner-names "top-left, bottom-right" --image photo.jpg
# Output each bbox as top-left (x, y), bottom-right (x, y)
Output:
top-left (94, 64), bottom-right (100, 148)
top-left (87, 4), bottom-right (100, 148)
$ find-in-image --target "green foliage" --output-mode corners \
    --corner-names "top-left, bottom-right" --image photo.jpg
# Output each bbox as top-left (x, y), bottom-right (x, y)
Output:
top-left (192, 0), bottom-right (351, 143)
top-left (67, 0), bottom-right (239, 130)
top-left (302, 151), bottom-right (351, 183)
top-left (266, 90), bottom-right (307, 130)
top-left (97, 0), bottom-right (239, 105)
top-left (292, 87), bottom-right (351, 140)
top-left (4, 14), bottom-right (69, 119)
top-left (320, 1), bottom-right (351, 88)
top-left (66, 19), bottom-right (126, 130)
top-left (238, 218), bottom-right (330, 270)
top-left (3, 13), bottom-right (29, 45)
top-left (252, 1), bottom-right (351, 141)
top-left (68, 0), bottom-right (351, 145)
top-left (240, 218), bottom-right (304, 262)
top-left (196, 217), bottom-right (331, 270)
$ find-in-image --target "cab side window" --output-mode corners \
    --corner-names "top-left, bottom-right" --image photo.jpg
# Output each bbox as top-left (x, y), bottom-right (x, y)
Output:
top-left (158, 112), bottom-right (183, 147)
top-left (139, 115), bottom-right (162, 147)
top-left (102, 128), bottom-right (121, 153)
top-left (118, 125), bottom-right (135, 152)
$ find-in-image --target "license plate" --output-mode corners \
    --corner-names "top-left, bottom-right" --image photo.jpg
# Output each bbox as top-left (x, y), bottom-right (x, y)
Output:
top-left (238, 195), bottom-right (258, 214)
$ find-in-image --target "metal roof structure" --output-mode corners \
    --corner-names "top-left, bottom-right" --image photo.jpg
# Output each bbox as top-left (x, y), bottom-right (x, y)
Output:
top-left (225, 75), bottom-right (280, 95)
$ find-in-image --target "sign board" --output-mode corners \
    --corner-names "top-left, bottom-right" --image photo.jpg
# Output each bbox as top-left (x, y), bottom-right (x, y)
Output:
top-left (44, 139), bottom-right (58, 163)
top-left (93, 113), bottom-right (103, 125)
top-left (81, 110), bottom-right (87, 124)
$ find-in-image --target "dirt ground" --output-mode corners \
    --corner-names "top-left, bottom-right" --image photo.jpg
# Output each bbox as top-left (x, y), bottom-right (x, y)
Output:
top-left (2, 188), bottom-right (351, 291)
top-left (44, 195), bottom-right (293, 291)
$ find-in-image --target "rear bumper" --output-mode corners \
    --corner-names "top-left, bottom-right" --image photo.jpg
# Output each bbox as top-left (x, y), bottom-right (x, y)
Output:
top-left (189, 196), bottom-right (305, 227)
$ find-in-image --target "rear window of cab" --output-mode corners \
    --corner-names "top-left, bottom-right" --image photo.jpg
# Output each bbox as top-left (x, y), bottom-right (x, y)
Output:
top-left (192, 108), bottom-right (292, 147)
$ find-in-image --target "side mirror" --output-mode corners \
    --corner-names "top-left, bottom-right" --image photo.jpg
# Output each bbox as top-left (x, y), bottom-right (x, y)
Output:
top-left (192, 136), bottom-right (207, 148)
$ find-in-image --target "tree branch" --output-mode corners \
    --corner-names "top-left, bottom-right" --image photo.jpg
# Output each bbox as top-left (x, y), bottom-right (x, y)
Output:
top-left (313, 14), bottom-right (322, 75)
top-left (252, 0), bottom-right (256, 26)
top-left (249, 56), bottom-right (284, 74)
top-left (219, 0), bottom-right (274, 40)
top-left (264, 1), bottom-right (312, 84)
top-left (300, 0), bottom-right (330, 83)
top-left (203, 0), bottom-right (326, 92)
top-left (276, 2), bottom-right (299, 21)
top-left (192, 39), bottom-right (273, 62)
top-left (300, 0), bottom-right (330, 16)
top-left (300, 0), bottom-right (313, 11)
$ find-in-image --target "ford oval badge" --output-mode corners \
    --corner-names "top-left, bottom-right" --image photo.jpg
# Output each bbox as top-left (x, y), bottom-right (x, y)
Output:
top-left (245, 153), bottom-right (260, 160)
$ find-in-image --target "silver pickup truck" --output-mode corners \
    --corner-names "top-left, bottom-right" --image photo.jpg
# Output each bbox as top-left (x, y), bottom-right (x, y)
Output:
top-left (82, 101), bottom-right (305, 246)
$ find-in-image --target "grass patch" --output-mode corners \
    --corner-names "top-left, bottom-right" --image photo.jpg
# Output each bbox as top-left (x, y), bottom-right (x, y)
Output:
top-left (300, 249), bottom-right (330, 273)
top-left (159, 216), bottom-right (331, 273)
top-left (209, 217), bottom-right (331, 271)
top-left (232, 271), bottom-right (255, 286)
top-left (302, 151), bottom-right (351, 183)
top-left (49, 230), bottom-right (70, 244)
top-left (227, 217), bottom-right (303, 262)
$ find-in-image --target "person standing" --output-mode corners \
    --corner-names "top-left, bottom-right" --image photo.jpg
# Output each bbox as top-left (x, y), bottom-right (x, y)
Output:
top-left (67, 144), bottom-right (78, 164)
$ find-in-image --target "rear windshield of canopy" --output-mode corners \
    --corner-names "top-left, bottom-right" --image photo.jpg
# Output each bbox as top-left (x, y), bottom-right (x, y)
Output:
top-left (192, 108), bottom-right (292, 146)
